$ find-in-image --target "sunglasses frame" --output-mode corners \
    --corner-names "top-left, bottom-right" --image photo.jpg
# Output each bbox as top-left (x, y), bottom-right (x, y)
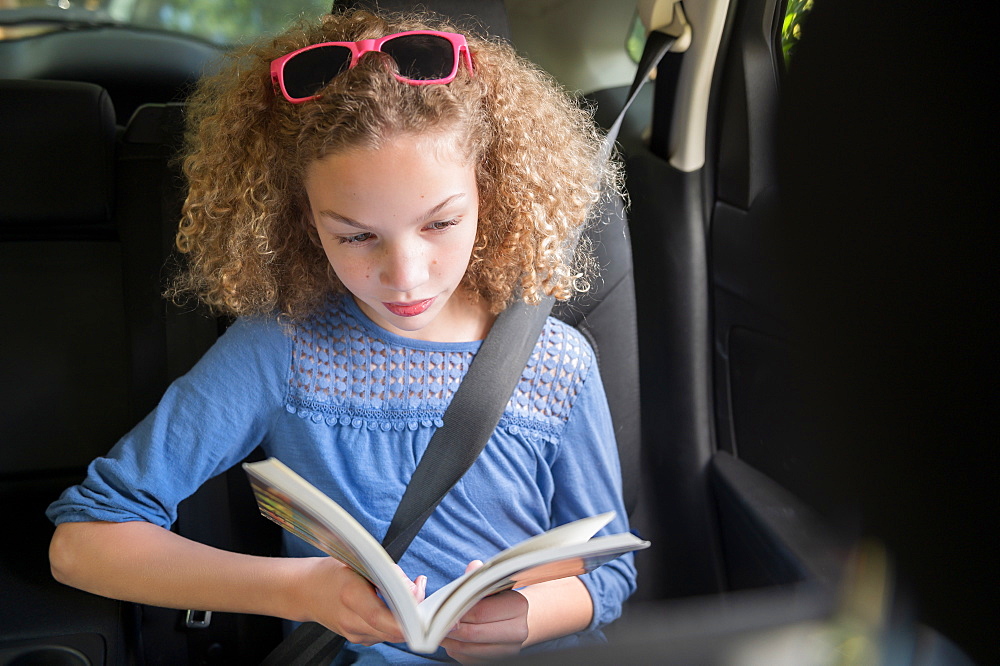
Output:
top-left (271, 30), bottom-right (474, 103)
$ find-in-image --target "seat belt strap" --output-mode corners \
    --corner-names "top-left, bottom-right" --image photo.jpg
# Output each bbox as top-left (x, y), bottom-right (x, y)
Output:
top-left (381, 295), bottom-right (555, 559)
top-left (599, 29), bottom-right (677, 165)
top-left (261, 30), bottom-right (677, 666)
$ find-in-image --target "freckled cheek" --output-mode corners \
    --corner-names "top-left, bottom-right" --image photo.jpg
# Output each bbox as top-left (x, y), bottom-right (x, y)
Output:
top-left (325, 251), bottom-right (373, 287)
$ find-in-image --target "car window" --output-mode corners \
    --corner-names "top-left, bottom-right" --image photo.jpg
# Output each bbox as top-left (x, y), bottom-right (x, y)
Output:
top-left (780, 0), bottom-right (813, 66)
top-left (0, 0), bottom-right (331, 45)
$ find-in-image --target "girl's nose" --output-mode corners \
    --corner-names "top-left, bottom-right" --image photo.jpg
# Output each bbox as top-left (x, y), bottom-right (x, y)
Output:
top-left (379, 242), bottom-right (428, 293)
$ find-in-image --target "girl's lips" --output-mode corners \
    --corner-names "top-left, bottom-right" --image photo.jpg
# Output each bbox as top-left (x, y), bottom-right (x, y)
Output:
top-left (383, 298), bottom-right (435, 317)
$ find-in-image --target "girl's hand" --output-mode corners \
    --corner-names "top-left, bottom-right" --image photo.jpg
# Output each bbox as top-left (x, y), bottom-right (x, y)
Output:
top-left (304, 558), bottom-right (426, 647)
top-left (440, 561), bottom-right (530, 663)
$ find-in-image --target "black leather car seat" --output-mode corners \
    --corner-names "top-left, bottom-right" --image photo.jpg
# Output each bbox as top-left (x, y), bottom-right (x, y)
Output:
top-left (0, 77), bottom-right (222, 665)
top-left (0, 78), bottom-right (138, 666)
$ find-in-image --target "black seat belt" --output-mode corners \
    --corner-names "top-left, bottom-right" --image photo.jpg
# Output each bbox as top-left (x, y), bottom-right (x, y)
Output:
top-left (261, 29), bottom-right (676, 666)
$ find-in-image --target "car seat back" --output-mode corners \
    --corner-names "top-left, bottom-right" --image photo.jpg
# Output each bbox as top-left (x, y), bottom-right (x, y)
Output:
top-left (0, 78), bottom-right (225, 665)
top-left (0, 78), bottom-right (137, 666)
top-left (0, 79), bottom-right (128, 478)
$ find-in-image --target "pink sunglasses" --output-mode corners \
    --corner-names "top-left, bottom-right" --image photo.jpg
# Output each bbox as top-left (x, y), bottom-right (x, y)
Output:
top-left (270, 30), bottom-right (474, 103)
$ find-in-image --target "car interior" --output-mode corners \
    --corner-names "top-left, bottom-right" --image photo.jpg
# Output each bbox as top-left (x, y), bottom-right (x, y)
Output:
top-left (0, 0), bottom-right (992, 664)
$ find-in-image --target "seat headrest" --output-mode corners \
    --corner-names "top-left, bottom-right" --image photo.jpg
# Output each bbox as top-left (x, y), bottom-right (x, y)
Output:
top-left (0, 79), bottom-right (116, 235)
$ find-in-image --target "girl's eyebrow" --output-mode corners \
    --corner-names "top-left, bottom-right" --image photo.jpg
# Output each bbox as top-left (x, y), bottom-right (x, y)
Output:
top-left (317, 210), bottom-right (371, 231)
top-left (415, 193), bottom-right (467, 224)
top-left (317, 193), bottom-right (468, 230)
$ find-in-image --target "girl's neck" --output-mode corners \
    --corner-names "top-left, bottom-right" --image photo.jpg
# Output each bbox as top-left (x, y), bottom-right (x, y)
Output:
top-left (456, 293), bottom-right (498, 342)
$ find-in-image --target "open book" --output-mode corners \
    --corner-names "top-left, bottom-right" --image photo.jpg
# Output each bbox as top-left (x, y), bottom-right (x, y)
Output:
top-left (243, 457), bottom-right (649, 654)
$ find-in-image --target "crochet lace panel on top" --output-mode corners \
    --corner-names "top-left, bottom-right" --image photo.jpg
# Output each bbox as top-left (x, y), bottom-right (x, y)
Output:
top-left (285, 304), bottom-right (593, 435)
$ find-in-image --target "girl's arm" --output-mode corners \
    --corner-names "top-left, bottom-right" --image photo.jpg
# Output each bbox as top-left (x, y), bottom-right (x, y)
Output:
top-left (49, 520), bottom-right (412, 646)
top-left (520, 576), bottom-right (593, 644)
top-left (439, 565), bottom-right (593, 662)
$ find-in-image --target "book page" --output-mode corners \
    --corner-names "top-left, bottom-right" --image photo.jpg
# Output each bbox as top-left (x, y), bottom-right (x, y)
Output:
top-left (416, 512), bottom-right (615, 619)
top-left (475, 512), bottom-right (615, 570)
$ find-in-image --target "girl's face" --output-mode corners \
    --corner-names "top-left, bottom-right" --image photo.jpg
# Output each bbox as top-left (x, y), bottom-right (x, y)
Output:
top-left (305, 132), bottom-right (491, 342)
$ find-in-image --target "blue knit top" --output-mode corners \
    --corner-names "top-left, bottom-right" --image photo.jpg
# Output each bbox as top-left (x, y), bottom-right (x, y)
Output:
top-left (48, 295), bottom-right (637, 664)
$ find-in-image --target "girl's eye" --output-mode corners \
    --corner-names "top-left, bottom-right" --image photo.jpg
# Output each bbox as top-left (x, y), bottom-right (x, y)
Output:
top-left (426, 219), bottom-right (458, 232)
top-left (338, 232), bottom-right (373, 245)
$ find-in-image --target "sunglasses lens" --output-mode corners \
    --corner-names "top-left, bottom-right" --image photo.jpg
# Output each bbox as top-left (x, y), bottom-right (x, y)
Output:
top-left (283, 45), bottom-right (353, 99)
top-left (382, 34), bottom-right (456, 81)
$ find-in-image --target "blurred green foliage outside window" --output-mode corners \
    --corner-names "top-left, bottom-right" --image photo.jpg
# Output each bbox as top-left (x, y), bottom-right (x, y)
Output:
top-left (781, 0), bottom-right (813, 66)
top-left (0, 0), bottom-right (331, 45)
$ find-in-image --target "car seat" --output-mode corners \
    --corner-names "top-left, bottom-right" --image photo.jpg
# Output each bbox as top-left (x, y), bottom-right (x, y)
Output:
top-left (0, 78), bottom-right (141, 666)
top-left (0, 78), bottom-right (224, 665)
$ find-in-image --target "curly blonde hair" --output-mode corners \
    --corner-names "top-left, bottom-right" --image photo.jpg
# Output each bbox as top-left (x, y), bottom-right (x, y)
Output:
top-left (170, 8), bottom-right (620, 319)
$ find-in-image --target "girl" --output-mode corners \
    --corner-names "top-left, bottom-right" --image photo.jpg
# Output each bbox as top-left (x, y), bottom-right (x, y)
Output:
top-left (47, 8), bottom-right (636, 664)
